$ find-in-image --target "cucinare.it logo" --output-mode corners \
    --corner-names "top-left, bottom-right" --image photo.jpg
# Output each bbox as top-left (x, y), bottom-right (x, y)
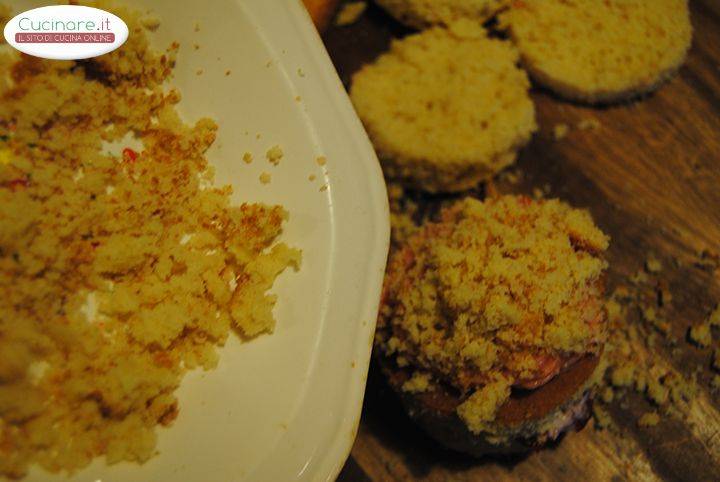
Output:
top-left (3, 5), bottom-right (128, 60)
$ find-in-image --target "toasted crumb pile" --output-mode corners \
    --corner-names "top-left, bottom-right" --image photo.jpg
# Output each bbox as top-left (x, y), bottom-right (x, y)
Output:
top-left (376, 0), bottom-right (510, 29)
top-left (0, 5), bottom-right (299, 478)
top-left (377, 195), bottom-right (609, 433)
top-left (350, 22), bottom-right (536, 192)
top-left (499, 0), bottom-right (692, 103)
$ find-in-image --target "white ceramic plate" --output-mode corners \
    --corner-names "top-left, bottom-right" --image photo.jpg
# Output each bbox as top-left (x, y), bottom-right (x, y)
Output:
top-left (19, 0), bottom-right (389, 481)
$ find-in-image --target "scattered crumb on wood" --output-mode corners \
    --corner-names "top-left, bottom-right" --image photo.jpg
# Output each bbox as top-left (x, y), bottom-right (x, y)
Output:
top-left (499, 169), bottom-right (522, 185)
top-left (688, 323), bottom-right (712, 347)
top-left (638, 412), bottom-right (660, 427)
top-left (195, 69), bottom-right (203, 76)
top-left (553, 123), bottom-right (569, 140)
top-left (225, 70), bottom-right (231, 76)
top-left (646, 255), bottom-right (663, 273)
top-left (295, 95), bottom-right (301, 102)
top-left (316, 156), bottom-right (327, 166)
top-left (256, 133), bottom-right (262, 140)
top-left (242, 152), bottom-right (253, 164)
top-left (259, 172), bottom-right (272, 184)
top-left (319, 184), bottom-right (328, 192)
top-left (335, 1), bottom-right (367, 26)
top-left (266, 145), bottom-right (283, 165)
top-left (193, 43), bottom-right (200, 50)
top-left (712, 375), bottom-right (720, 390)
top-left (712, 349), bottom-right (720, 371)
top-left (308, 174), bottom-right (316, 181)
top-left (630, 269), bottom-right (649, 285)
top-left (297, 68), bottom-right (305, 78)
top-left (193, 22), bottom-right (200, 32)
top-left (647, 378), bottom-right (669, 405)
top-left (578, 117), bottom-right (602, 130)
top-left (708, 305), bottom-right (720, 327)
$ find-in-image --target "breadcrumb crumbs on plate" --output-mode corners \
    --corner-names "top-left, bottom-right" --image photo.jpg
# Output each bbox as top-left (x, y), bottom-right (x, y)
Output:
top-left (319, 184), bottom-right (328, 192)
top-left (308, 174), bottom-right (316, 181)
top-left (638, 411), bottom-right (660, 427)
top-left (316, 155), bottom-right (327, 166)
top-left (0, 4), bottom-right (300, 478)
top-left (225, 70), bottom-right (231, 76)
top-left (259, 172), bottom-right (272, 184)
top-left (141, 16), bottom-right (160, 31)
top-left (266, 145), bottom-right (283, 165)
top-left (335, 1), bottom-right (367, 26)
top-left (243, 152), bottom-right (253, 164)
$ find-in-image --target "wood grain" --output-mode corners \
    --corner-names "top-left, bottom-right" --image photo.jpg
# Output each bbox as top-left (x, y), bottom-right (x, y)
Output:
top-left (323, 1), bottom-right (720, 481)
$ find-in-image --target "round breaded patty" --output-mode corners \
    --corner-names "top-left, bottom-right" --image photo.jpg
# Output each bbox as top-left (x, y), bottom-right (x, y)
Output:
top-left (350, 22), bottom-right (536, 193)
top-left (499, 0), bottom-right (692, 104)
top-left (375, 0), bottom-right (510, 29)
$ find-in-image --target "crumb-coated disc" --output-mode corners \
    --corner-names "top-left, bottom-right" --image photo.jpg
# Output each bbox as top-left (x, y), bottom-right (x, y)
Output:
top-left (375, 0), bottom-right (510, 29)
top-left (350, 22), bottom-right (536, 193)
top-left (499, 0), bottom-right (692, 104)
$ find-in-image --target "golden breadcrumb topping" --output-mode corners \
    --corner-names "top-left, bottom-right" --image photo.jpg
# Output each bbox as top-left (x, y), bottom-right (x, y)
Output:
top-left (456, 376), bottom-right (511, 434)
top-left (350, 21), bottom-right (536, 192)
top-left (378, 195), bottom-right (608, 431)
top-left (0, 3), bottom-right (299, 478)
top-left (638, 411), bottom-right (660, 427)
top-left (500, 0), bottom-right (692, 102)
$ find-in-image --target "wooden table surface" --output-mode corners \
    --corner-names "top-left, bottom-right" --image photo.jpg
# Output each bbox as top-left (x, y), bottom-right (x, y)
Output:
top-left (320, 1), bottom-right (720, 481)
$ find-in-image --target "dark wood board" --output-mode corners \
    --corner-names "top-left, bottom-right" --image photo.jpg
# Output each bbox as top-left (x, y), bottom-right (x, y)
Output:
top-left (322, 1), bottom-right (720, 481)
